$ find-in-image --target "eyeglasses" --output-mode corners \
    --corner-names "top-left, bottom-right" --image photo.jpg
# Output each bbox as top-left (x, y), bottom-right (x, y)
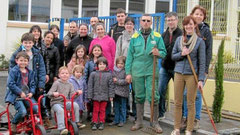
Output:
top-left (142, 19), bottom-right (151, 22)
top-left (125, 23), bottom-right (134, 26)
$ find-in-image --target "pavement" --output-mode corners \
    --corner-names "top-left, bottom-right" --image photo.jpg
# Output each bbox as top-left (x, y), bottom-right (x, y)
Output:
top-left (0, 71), bottom-right (239, 135)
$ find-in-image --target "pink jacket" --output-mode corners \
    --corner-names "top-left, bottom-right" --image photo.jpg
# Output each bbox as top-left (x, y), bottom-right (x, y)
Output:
top-left (89, 35), bottom-right (116, 71)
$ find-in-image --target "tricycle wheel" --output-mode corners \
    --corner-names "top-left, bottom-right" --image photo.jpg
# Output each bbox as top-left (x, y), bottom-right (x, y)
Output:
top-left (67, 120), bottom-right (78, 135)
top-left (34, 124), bottom-right (46, 135)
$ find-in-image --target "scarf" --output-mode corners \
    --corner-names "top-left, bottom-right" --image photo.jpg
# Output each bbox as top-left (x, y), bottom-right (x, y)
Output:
top-left (180, 32), bottom-right (198, 53)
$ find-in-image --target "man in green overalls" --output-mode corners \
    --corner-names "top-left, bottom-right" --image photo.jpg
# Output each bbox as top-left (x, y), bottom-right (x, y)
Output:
top-left (125, 14), bottom-right (167, 133)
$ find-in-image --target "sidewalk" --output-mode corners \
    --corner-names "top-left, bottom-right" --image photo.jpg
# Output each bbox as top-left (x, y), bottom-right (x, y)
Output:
top-left (143, 102), bottom-right (240, 135)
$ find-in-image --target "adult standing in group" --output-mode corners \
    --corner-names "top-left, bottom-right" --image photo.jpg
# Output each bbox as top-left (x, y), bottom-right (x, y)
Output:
top-left (108, 8), bottom-right (126, 42)
top-left (125, 14), bottom-right (166, 133)
top-left (67, 23), bottom-right (93, 63)
top-left (171, 16), bottom-right (205, 135)
top-left (89, 16), bottom-right (99, 38)
top-left (49, 25), bottom-right (64, 67)
top-left (182, 5), bottom-right (213, 130)
top-left (158, 12), bottom-right (182, 120)
top-left (64, 21), bottom-right (79, 42)
top-left (89, 23), bottom-right (116, 71)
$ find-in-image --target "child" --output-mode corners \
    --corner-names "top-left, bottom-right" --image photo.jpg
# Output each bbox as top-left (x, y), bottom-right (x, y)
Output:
top-left (67, 45), bottom-right (88, 73)
top-left (47, 66), bottom-right (82, 135)
top-left (88, 57), bottom-right (114, 130)
top-left (5, 52), bottom-right (38, 133)
top-left (69, 65), bottom-right (87, 128)
top-left (110, 56), bottom-right (129, 127)
top-left (84, 44), bottom-right (103, 120)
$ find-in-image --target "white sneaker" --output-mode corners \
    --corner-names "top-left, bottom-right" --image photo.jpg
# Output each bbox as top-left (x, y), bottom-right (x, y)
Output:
top-left (158, 115), bottom-right (165, 121)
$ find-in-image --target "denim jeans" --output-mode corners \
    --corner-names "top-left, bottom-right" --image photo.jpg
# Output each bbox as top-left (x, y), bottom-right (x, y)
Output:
top-left (183, 78), bottom-right (205, 120)
top-left (52, 102), bottom-right (79, 130)
top-left (113, 95), bottom-right (127, 123)
top-left (12, 98), bottom-right (38, 124)
top-left (158, 67), bottom-right (174, 117)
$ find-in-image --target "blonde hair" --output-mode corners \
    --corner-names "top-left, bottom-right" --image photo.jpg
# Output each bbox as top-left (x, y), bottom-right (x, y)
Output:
top-left (72, 65), bottom-right (84, 75)
top-left (59, 66), bottom-right (69, 74)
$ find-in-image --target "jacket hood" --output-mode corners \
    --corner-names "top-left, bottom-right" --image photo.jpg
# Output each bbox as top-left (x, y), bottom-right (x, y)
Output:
top-left (96, 35), bottom-right (111, 40)
top-left (198, 22), bottom-right (210, 30)
top-left (16, 45), bottom-right (40, 55)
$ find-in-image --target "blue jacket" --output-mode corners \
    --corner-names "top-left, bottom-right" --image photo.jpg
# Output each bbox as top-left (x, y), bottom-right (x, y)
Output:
top-left (9, 46), bottom-right (46, 89)
top-left (84, 59), bottom-right (97, 83)
top-left (5, 65), bottom-right (36, 104)
top-left (172, 36), bottom-right (206, 81)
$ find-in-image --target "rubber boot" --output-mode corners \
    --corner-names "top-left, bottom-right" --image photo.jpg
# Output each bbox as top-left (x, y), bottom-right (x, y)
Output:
top-left (151, 105), bottom-right (163, 133)
top-left (131, 104), bottom-right (144, 131)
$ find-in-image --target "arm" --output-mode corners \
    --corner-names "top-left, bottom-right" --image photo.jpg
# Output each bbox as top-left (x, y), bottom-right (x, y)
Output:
top-left (87, 73), bottom-right (94, 99)
top-left (83, 80), bottom-right (88, 102)
top-left (47, 81), bottom-right (58, 97)
top-left (111, 39), bottom-right (116, 69)
top-left (171, 37), bottom-right (185, 61)
top-left (108, 74), bottom-right (115, 98)
top-left (198, 39), bottom-right (206, 81)
top-left (54, 48), bottom-right (60, 77)
top-left (37, 54), bottom-right (46, 89)
top-left (69, 84), bottom-right (76, 98)
top-left (204, 29), bottom-right (213, 74)
top-left (7, 70), bottom-right (22, 95)
top-left (84, 62), bottom-right (89, 82)
top-left (157, 36), bottom-right (167, 58)
top-left (115, 36), bottom-right (122, 63)
top-left (125, 39), bottom-right (134, 75)
top-left (66, 41), bottom-right (74, 63)
top-left (29, 71), bottom-right (36, 95)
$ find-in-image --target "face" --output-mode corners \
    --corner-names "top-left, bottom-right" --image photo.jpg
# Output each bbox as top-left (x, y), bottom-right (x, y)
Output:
top-left (90, 17), bottom-right (99, 27)
top-left (184, 19), bottom-right (197, 35)
top-left (32, 29), bottom-right (40, 41)
top-left (96, 25), bottom-right (105, 38)
top-left (22, 40), bottom-right (34, 51)
top-left (77, 48), bottom-right (85, 58)
top-left (51, 28), bottom-right (59, 38)
top-left (116, 13), bottom-right (126, 25)
top-left (192, 9), bottom-right (204, 24)
top-left (116, 60), bottom-right (124, 69)
top-left (92, 47), bottom-right (102, 58)
top-left (98, 62), bottom-right (107, 71)
top-left (69, 22), bottom-right (78, 34)
top-left (16, 56), bottom-right (29, 69)
top-left (74, 70), bottom-right (82, 79)
top-left (64, 40), bottom-right (69, 47)
top-left (44, 33), bottom-right (54, 46)
top-left (79, 25), bottom-right (88, 37)
top-left (140, 16), bottom-right (152, 30)
top-left (166, 16), bottom-right (178, 29)
top-left (125, 21), bottom-right (134, 32)
top-left (59, 69), bottom-right (70, 82)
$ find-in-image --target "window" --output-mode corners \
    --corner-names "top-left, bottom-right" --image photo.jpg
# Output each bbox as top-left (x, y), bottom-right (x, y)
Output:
top-left (62, 0), bottom-right (79, 19)
top-left (8, 0), bottom-right (50, 22)
top-left (82, 0), bottom-right (98, 17)
top-left (110, 0), bottom-right (126, 16)
top-left (8, 0), bottom-right (28, 21)
top-left (156, 0), bottom-right (169, 13)
top-left (129, 0), bottom-right (144, 14)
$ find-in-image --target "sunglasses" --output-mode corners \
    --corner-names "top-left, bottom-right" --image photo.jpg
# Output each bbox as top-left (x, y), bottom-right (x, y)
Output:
top-left (142, 19), bottom-right (151, 22)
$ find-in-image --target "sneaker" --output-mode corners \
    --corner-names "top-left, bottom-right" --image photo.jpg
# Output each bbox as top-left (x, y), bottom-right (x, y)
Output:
top-left (60, 129), bottom-right (68, 135)
top-left (11, 124), bottom-right (17, 133)
top-left (91, 123), bottom-right (97, 130)
top-left (98, 123), bottom-right (104, 130)
top-left (77, 122), bottom-right (86, 129)
top-left (180, 117), bottom-right (187, 131)
top-left (108, 121), bottom-right (118, 126)
top-left (171, 129), bottom-right (180, 135)
top-left (185, 130), bottom-right (192, 135)
top-left (193, 119), bottom-right (200, 131)
top-left (158, 115), bottom-right (165, 121)
top-left (117, 122), bottom-right (124, 127)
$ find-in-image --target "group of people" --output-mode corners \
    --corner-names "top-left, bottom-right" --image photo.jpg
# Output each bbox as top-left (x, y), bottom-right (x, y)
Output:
top-left (4, 5), bottom-right (212, 135)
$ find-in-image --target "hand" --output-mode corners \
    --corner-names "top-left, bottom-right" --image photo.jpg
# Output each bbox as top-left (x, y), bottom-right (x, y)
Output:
top-left (113, 77), bottom-right (117, 83)
top-left (198, 81), bottom-right (203, 90)
top-left (20, 92), bottom-right (26, 98)
top-left (109, 98), bottom-right (113, 101)
top-left (39, 88), bottom-right (43, 92)
top-left (27, 93), bottom-right (33, 98)
top-left (77, 90), bottom-right (83, 95)
top-left (53, 92), bottom-right (59, 97)
top-left (151, 48), bottom-right (160, 56)
top-left (181, 46), bottom-right (190, 56)
top-left (45, 75), bottom-right (49, 83)
top-left (54, 77), bottom-right (58, 82)
top-left (125, 75), bottom-right (132, 83)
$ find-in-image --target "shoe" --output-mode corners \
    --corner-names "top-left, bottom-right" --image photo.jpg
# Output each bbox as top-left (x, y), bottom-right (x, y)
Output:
top-left (77, 122), bottom-right (86, 129)
top-left (118, 122), bottom-right (124, 127)
top-left (98, 123), bottom-right (104, 130)
top-left (171, 129), bottom-right (180, 135)
top-left (193, 119), bottom-right (200, 131)
top-left (108, 121), bottom-right (118, 126)
top-left (158, 115), bottom-right (165, 121)
top-left (185, 130), bottom-right (192, 135)
top-left (180, 117), bottom-right (187, 131)
top-left (91, 123), bottom-right (97, 130)
top-left (11, 124), bottom-right (17, 133)
top-left (44, 117), bottom-right (53, 127)
top-left (60, 129), bottom-right (68, 135)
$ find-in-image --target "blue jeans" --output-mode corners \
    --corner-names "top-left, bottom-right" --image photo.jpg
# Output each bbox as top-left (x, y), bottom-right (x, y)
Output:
top-left (113, 95), bottom-right (127, 123)
top-left (158, 67), bottom-right (174, 117)
top-left (12, 98), bottom-right (38, 124)
top-left (183, 78), bottom-right (205, 120)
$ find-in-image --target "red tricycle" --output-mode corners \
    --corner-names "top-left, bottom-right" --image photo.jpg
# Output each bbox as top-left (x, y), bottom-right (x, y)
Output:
top-left (38, 93), bottom-right (79, 135)
top-left (0, 97), bottom-right (46, 135)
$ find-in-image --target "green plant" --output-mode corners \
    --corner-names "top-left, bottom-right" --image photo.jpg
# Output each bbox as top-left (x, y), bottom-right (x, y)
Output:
top-left (13, 38), bottom-right (21, 52)
top-left (212, 39), bottom-right (225, 123)
top-left (0, 54), bottom-right (9, 70)
top-left (223, 51), bottom-right (235, 64)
